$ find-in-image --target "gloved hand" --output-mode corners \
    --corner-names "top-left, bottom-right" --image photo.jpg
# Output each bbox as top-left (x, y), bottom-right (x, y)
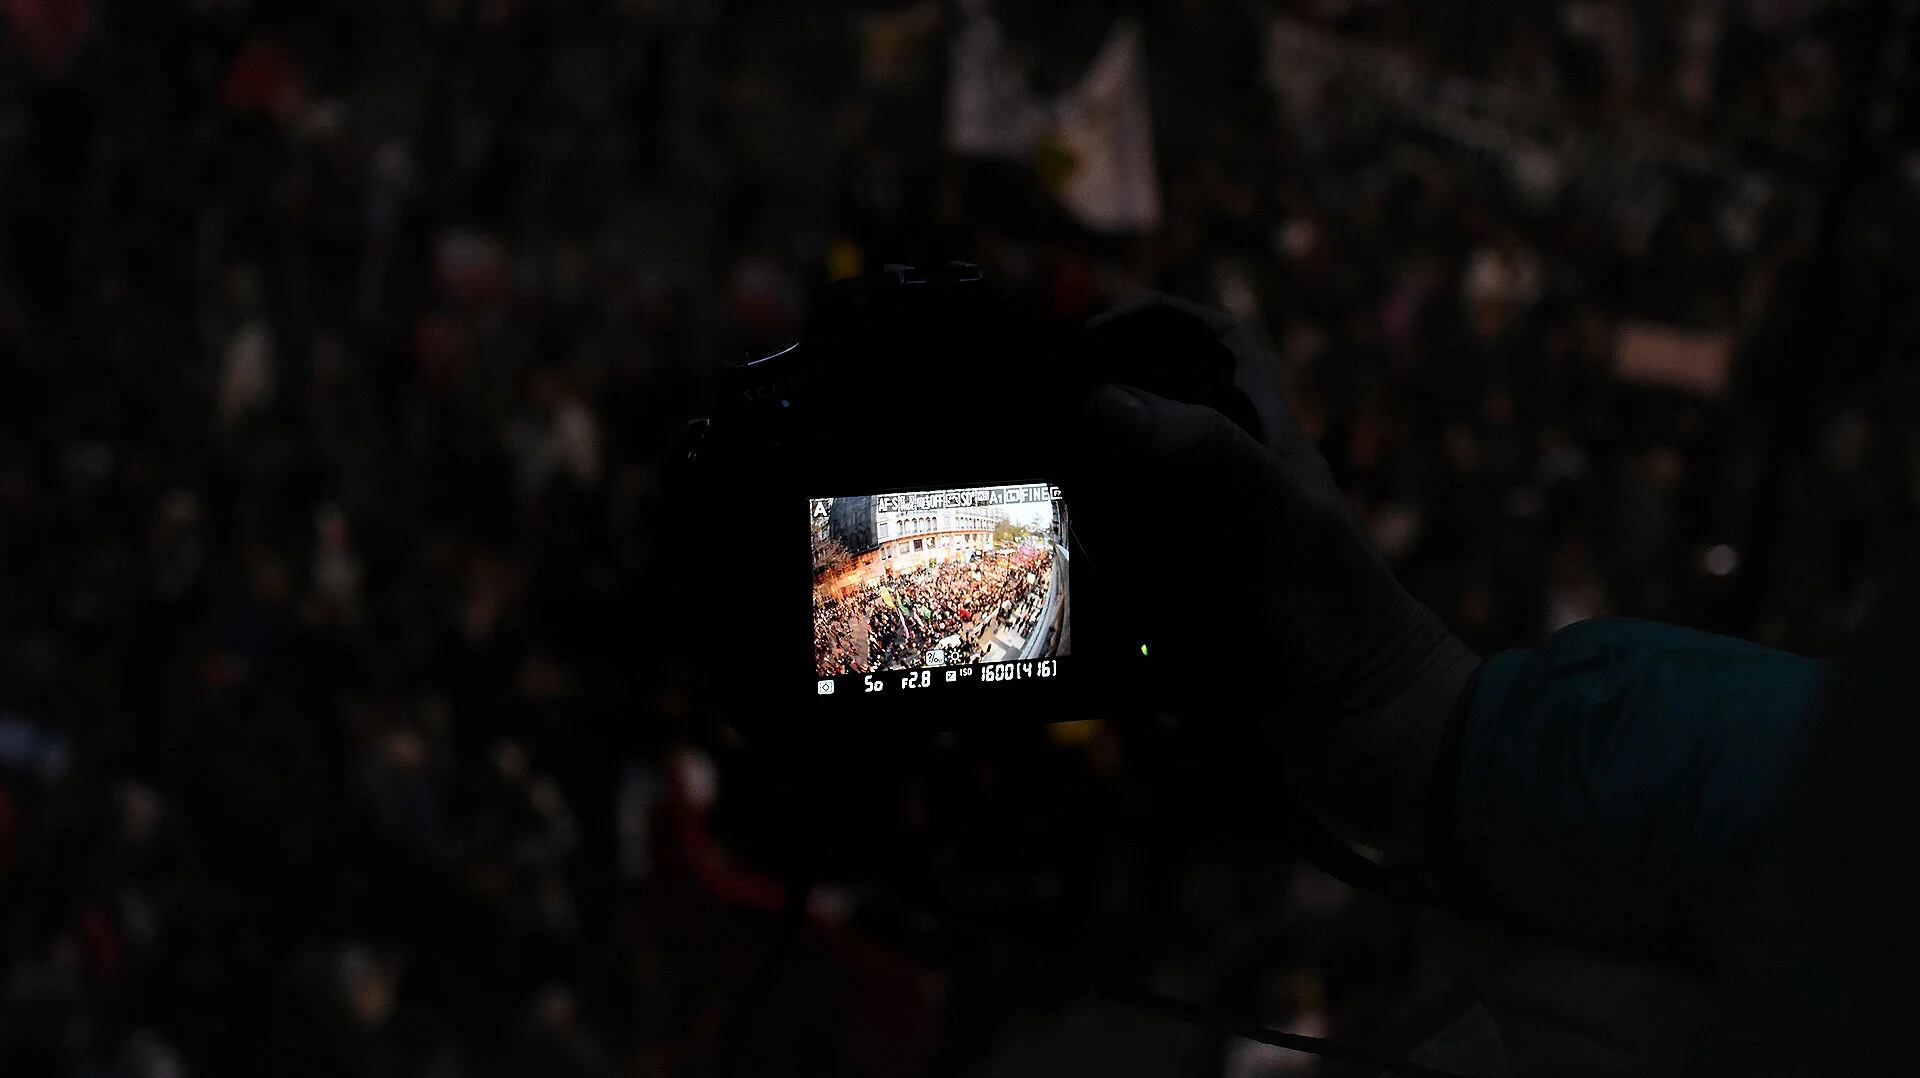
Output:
top-left (1071, 298), bottom-right (1479, 855)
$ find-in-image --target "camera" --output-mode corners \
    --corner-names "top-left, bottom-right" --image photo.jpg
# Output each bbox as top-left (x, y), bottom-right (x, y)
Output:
top-left (683, 263), bottom-right (1274, 740)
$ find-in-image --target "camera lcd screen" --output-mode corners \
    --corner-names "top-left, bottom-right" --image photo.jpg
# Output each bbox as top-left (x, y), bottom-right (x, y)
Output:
top-left (810, 483), bottom-right (1069, 698)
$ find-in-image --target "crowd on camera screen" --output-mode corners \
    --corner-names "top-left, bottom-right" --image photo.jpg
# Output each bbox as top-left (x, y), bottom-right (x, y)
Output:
top-left (814, 546), bottom-right (1055, 676)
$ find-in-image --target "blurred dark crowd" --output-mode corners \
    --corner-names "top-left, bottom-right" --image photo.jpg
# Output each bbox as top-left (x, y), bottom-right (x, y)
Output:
top-left (3, 1), bottom-right (1918, 1076)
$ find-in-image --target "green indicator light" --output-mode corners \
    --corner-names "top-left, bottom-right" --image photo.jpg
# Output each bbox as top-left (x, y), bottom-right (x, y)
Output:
top-left (1139, 643), bottom-right (1149, 657)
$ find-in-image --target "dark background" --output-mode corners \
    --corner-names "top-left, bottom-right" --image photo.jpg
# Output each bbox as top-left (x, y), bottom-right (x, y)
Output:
top-left (2, 1), bottom-right (1917, 1075)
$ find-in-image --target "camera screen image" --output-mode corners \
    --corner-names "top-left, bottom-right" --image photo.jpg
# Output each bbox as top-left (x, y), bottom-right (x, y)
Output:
top-left (810, 483), bottom-right (1069, 695)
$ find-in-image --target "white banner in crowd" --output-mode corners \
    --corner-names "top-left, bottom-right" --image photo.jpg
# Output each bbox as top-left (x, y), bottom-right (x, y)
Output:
top-left (946, 3), bottom-right (1161, 233)
top-left (1613, 322), bottom-right (1735, 397)
top-left (1049, 20), bottom-right (1160, 234)
top-left (945, 0), bottom-right (1047, 160)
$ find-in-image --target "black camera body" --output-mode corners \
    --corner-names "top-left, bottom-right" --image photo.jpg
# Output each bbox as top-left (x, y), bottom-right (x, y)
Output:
top-left (684, 269), bottom-right (1434, 1056)
top-left (684, 264), bottom-right (1272, 742)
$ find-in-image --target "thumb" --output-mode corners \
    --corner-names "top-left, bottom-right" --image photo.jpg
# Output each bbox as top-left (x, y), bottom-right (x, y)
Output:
top-left (1079, 383), bottom-right (1288, 496)
top-left (1079, 383), bottom-right (1158, 459)
top-left (1080, 385), bottom-right (1338, 570)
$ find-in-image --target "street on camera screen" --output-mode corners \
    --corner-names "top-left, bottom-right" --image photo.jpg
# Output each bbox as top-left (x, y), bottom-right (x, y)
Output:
top-left (810, 483), bottom-right (1069, 698)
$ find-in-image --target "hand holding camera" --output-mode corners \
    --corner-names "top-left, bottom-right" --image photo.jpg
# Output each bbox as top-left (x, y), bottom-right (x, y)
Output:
top-left (689, 269), bottom-right (1476, 859)
top-left (1070, 297), bottom-right (1480, 855)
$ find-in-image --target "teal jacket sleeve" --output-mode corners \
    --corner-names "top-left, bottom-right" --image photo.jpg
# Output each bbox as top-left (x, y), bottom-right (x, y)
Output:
top-left (1439, 618), bottom-right (1824, 964)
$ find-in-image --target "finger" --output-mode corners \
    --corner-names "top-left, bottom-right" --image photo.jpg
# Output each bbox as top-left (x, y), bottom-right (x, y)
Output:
top-left (1079, 382), bottom-right (1158, 455)
top-left (1079, 383), bottom-right (1290, 502)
